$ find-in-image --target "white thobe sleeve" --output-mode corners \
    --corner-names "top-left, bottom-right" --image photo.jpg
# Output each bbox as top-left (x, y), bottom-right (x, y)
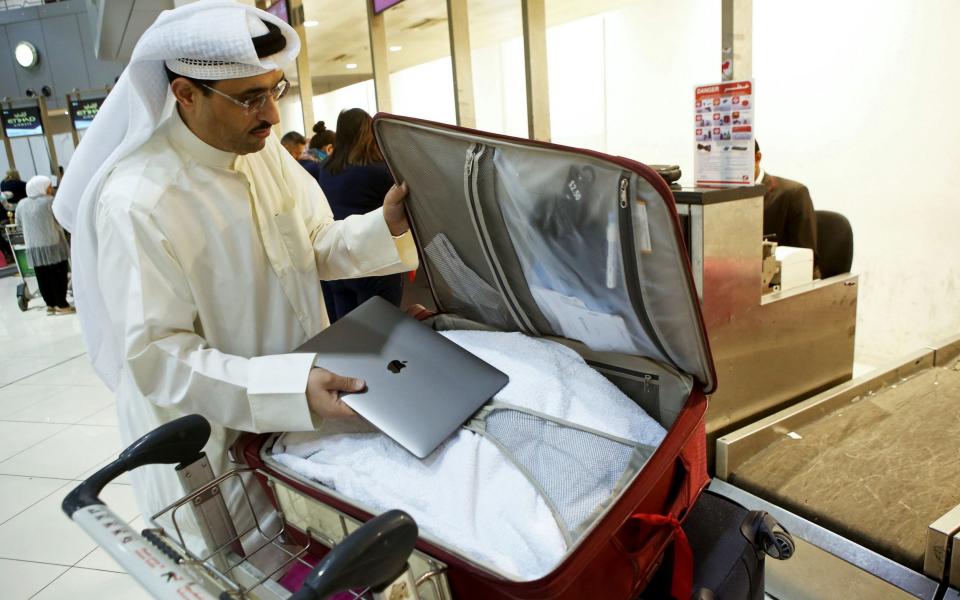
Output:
top-left (97, 202), bottom-right (319, 434)
top-left (294, 166), bottom-right (419, 280)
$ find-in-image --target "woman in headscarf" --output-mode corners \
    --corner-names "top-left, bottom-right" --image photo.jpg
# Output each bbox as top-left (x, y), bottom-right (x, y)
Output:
top-left (15, 175), bottom-right (73, 314)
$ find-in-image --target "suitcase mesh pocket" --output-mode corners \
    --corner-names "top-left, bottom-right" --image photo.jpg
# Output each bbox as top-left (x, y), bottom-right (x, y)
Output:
top-left (424, 233), bottom-right (508, 326)
top-left (479, 406), bottom-right (653, 544)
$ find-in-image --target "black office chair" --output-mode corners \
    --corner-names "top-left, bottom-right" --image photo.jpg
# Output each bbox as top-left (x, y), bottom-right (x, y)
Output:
top-left (815, 210), bottom-right (853, 278)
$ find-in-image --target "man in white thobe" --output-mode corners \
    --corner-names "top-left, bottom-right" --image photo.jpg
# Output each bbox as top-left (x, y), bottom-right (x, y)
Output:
top-left (54, 1), bottom-right (417, 551)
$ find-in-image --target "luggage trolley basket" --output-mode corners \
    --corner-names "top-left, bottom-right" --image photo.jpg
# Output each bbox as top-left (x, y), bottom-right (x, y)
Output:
top-left (4, 223), bottom-right (37, 311)
top-left (62, 414), bottom-right (425, 600)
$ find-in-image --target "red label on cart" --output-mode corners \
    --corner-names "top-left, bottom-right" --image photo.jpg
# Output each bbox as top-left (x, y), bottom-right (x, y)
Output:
top-left (176, 584), bottom-right (209, 600)
top-left (135, 547), bottom-right (163, 569)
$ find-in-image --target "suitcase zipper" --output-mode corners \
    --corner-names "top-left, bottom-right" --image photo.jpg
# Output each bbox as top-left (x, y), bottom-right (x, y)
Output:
top-left (463, 143), bottom-right (539, 335)
top-left (483, 400), bottom-right (658, 451)
top-left (586, 358), bottom-right (689, 391)
top-left (463, 419), bottom-right (575, 547)
top-left (618, 174), bottom-right (673, 364)
top-left (465, 401), bottom-right (657, 545)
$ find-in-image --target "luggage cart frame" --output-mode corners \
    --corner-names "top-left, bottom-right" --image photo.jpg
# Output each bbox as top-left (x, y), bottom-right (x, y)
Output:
top-left (62, 415), bottom-right (423, 600)
top-left (4, 223), bottom-right (37, 311)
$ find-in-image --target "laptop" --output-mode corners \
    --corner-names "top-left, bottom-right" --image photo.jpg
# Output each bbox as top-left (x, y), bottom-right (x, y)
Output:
top-left (296, 296), bottom-right (509, 458)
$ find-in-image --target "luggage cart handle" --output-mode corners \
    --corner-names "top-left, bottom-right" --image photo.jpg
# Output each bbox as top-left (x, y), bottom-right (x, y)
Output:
top-left (63, 414), bottom-right (210, 516)
top-left (61, 415), bottom-right (217, 600)
top-left (289, 509), bottom-right (419, 600)
top-left (63, 416), bottom-right (419, 600)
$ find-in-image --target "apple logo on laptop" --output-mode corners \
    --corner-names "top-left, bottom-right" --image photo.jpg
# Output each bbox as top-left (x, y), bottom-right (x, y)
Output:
top-left (387, 360), bottom-right (407, 374)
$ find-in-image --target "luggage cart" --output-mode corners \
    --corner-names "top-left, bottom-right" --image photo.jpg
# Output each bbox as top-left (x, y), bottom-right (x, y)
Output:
top-left (62, 414), bottom-right (423, 600)
top-left (4, 223), bottom-right (37, 311)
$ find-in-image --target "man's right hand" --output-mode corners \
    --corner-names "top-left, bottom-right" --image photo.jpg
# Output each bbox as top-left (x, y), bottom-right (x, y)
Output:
top-left (306, 368), bottom-right (364, 419)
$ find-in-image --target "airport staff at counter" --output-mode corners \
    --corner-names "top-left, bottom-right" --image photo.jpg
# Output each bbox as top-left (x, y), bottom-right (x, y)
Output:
top-left (671, 177), bottom-right (857, 452)
top-left (754, 141), bottom-right (820, 276)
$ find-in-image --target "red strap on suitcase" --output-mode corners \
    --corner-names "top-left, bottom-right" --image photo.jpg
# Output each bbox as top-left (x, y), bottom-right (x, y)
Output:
top-left (628, 513), bottom-right (693, 600)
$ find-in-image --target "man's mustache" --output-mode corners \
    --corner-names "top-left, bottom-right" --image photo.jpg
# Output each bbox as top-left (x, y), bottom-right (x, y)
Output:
top-left (250, 122), bottom-right (272, 133)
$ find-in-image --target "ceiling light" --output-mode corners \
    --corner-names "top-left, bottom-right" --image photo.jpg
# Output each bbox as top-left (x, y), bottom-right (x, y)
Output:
top-left (345, 63), bottom-right (358, 70)
top-left (14, 41), bottom-right (38, 69)
top-left (389, 45), bottom-right (402, 52)
top-left (304, 20), bottom-right (319, 27)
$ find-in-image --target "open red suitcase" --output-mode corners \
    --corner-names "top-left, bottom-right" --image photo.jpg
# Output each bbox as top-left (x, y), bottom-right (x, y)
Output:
top-left (234, 114), bottom-right (717, 600)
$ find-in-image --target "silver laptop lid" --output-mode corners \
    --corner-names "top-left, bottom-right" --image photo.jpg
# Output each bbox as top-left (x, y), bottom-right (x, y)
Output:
top-left (297, 296), bottom-right (508, 458)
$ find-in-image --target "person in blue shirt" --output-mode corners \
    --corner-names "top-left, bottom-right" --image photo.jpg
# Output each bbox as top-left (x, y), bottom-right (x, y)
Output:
top-left (317, 108), bottom-right (405, 322)
top-left (307, 120), bottom-right (335, 162)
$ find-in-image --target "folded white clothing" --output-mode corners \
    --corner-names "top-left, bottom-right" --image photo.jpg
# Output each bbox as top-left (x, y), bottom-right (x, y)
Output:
top-left (272, 330), bottom-right (666, 580)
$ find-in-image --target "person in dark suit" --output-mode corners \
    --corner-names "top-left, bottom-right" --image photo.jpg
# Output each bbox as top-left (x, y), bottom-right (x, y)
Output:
top-left (1, 169), bottom-right (27, 203)
top-left (754, 140), bottom-right (819, 274)
top-left (281, 130), bottom-right (322, 182)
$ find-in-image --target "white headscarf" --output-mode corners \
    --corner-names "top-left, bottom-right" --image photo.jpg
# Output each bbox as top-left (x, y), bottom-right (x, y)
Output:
top-left (52, 0), bottom-right (299, 390)
top-left (25, 175), bottom-right (52, 199)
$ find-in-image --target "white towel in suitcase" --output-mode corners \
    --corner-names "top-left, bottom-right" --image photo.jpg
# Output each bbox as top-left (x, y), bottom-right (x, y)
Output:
top-left (272, 330), bottom-right (666, 580)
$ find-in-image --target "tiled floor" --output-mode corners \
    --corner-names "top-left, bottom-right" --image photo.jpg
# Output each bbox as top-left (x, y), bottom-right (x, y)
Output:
top-left (0, 276), bottom-right (150, 599)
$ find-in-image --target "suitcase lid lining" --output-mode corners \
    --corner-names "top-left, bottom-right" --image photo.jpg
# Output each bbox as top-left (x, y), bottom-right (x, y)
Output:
top-left (373, 114), bottom-right (716, 394)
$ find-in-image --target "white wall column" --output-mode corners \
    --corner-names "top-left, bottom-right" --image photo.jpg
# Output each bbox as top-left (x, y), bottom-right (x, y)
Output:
top-left (367, 2), bottom-right (392, 113)
top-left (521, 0), bottom-right (550, 141)
top-left (721, 0), bottom-right (752, 80)
top-left (446, 0), bottom-right (476, 128)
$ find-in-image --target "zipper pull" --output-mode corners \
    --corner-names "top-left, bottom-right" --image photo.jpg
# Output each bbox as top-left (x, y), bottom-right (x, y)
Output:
top-left (465, 144), bottom-right (479, 177)
top-left (619, 176), bottom-right (629, 208)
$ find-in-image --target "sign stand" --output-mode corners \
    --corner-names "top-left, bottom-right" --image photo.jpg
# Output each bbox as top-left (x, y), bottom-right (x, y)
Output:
top-left (1, 96), bottom-right (57, 176)
top-left (66, 87), bottom-right (110, 149)
top-left (1, 88), bottom-right (109, 176)
top-left (37, 96), bottom-right (58, 175)
top-left (0, 112), bottom-right (13, 171)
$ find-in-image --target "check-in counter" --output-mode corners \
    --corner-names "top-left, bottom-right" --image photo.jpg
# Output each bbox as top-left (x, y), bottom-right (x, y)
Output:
top-left (672, 185), bottom-right (859, 450)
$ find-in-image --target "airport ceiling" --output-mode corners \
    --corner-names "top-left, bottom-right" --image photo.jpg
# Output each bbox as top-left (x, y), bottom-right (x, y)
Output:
top-left (299, 0), bottom-right (635, 93)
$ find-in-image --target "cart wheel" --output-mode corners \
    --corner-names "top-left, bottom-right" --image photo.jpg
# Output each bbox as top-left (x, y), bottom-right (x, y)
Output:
top-left (16, 282), bottom-right (29, 311)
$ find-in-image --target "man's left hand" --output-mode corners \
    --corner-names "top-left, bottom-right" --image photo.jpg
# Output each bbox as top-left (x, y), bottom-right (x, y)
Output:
top-left (383, 181), bottom-right (410, 237)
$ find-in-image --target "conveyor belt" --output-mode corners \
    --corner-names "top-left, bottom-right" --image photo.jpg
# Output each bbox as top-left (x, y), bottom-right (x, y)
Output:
top-left (730, 357), bottom-right (960, 571)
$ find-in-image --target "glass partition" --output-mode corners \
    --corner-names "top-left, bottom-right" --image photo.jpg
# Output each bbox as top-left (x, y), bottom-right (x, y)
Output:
top-left (303, 1), bottom-right (375, 129)
top-left (384, 0), bottom-right (456, 124)
top-left (544, 0), bottom-right (720, 174)
top-left (467, 0), bottom-right (527, 137)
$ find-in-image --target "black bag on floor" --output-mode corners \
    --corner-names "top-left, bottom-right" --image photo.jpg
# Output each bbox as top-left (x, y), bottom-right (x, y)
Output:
top-left (643, 489), bottom-right (794, 599)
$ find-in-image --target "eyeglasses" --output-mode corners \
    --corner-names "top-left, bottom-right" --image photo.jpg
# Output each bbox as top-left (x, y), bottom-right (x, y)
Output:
top-left (201, 79), bottom-right (289, 114)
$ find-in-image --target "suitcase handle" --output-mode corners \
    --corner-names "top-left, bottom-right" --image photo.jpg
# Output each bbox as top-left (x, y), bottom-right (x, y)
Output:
top-left (619, 454), bottom-right (699, 599)
top-left (626, 513), bottom-right (693, 600)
